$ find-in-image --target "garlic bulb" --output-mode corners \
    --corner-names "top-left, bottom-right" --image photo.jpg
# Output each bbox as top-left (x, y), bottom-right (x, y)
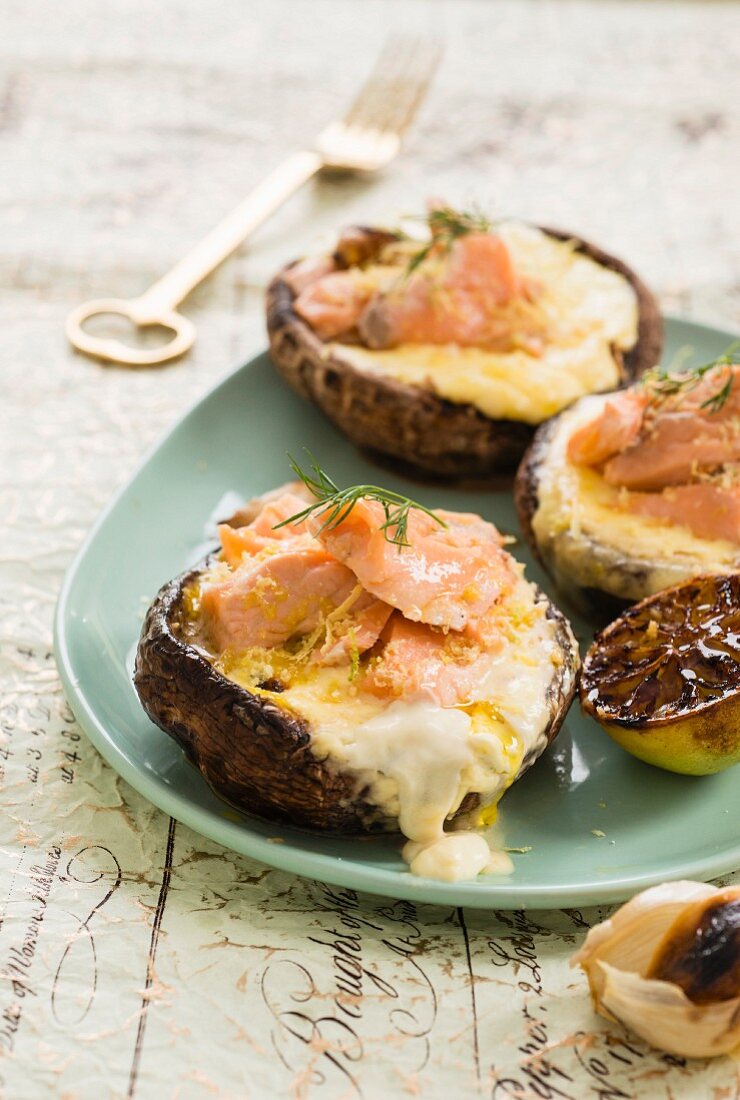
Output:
top-left (571, 880), bottom-right (740, 1059)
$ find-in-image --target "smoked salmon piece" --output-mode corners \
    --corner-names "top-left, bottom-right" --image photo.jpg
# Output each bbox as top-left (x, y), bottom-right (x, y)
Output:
top-left (567, 390), bottom-right (648, 466)
top-left (316, 597), bottom-right (393, 666)
top-left (201, 547), bottom-right (390, 654)
top-left (627, 482), bottom-right (740, 545)
top-left (209, 482), bottom-right (515, 670)
top-left (217, 492), bottom-right (315, 566)
top-left (208, 490), bottom-right (393, 657)
top-left (219, 481), bottom-right (314, 531)
top-left (292, 230), bottom-right (533, 350)
top-left (570, 365), bottom-right (740, 491)
top-left (201, 548), bottom-right (355, 651)
top-left (283, 256), bottom-right (336, 295)
top-left (364, 613), bottom-right (501, 707)
top-left (568, 364), bottom-right (740, 543)
top-left (359, 233), bottom-right (526, 350)
top-left (604, 409), bottom-right (740, 490)
top-left (293, 271), bottom-right (375, 340)
top-left (309, 500), bottom-right (514, 632)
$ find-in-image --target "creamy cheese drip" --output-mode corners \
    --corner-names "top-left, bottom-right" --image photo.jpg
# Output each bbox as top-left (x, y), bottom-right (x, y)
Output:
top-left (403, 833), bottom-right (513, 882)
top-left (476, 593), bottom-right (564, 743)
top-left (344, 699), bottom-right (476, 843)
top-left (316, 695), bottom-right (523, 882)
top-left (531, 396), bottom-right (740, 601)
top-left (219, 574), bottom-right (566, 881)
top-left (330, 221), bottom-right (638, 424)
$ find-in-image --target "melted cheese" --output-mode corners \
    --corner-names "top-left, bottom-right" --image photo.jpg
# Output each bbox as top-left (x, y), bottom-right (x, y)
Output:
top-left (476, 597), bottom-right (564, 744)
top-left (402, 833), bottom-right (513, 882)
top-left (532, 396), bottom-right (740, 600)
top-left (220, 575), bottom-right (568, 881)
top-left (330, 222), bottom-right (638, 424)
top-left (341, 700), bottom-right (477, 843)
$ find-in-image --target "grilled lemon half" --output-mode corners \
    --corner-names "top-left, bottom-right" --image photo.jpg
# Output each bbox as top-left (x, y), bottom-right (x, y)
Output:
top-left (580, 573), bottom-right (740, 775)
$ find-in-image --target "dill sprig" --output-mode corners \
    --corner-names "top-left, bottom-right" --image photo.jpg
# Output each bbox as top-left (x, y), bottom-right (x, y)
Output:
top-left (641, 345), bottom-right (740, 414)
top-left (405, 205), bottom-right (494, 276)
top-left (274, 452), bottom-right (447, 548)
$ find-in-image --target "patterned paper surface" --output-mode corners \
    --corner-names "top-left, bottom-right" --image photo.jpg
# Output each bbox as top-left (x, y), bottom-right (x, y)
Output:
top-left (2, 0), bottom-right (739, 1096)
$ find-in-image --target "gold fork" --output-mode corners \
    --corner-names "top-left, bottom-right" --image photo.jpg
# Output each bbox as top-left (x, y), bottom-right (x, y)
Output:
top-left (66, 36), bottom-right (441, 368)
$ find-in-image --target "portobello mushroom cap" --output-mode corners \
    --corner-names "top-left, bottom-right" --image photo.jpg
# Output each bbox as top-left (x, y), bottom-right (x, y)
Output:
top-left (266, 228), bottom-right (663, 480)
top-left (134, 557), bottom-right (580, 835)
top-left (514, 402), bottom-right (740, 614)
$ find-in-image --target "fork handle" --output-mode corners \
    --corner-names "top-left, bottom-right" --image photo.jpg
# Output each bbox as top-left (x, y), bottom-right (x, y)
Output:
top-left (134, 150), bottom-right (323, 321)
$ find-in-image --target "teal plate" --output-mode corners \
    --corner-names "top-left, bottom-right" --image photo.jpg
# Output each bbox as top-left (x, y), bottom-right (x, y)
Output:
top-left (55, 317), bottom-right (740, 909)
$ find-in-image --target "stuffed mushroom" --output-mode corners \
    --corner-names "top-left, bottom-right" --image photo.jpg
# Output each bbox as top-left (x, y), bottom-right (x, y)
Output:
top-left (515, 351), bottom-right (740, 607)
top-left (134, 464), bottom-right (579, 882)
top-left (266, 207), bottom-right (662, 479)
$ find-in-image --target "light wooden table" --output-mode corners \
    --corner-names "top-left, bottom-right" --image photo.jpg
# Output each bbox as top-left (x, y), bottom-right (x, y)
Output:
top-left (1, 2), bottom-right (738, 1097)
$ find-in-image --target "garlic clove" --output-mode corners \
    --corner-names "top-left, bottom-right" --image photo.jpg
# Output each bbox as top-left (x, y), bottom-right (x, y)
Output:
top-left (572, 881), bottom-right (740, 1059)
top-left (572, 880), bottom-right (717, 1001)
top-left (597, 962), bottom-right (739, 1059)
top-left (648, 888), bottom-right (740, 1005)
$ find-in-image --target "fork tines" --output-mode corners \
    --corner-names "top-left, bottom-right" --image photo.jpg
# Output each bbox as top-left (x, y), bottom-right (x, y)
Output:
top-left (343, 35), bottom-right (442, 137)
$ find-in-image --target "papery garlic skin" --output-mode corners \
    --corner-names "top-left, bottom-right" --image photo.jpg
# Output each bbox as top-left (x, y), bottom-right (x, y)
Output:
top-left (572, 880), bottom-right (740, 1059)
top-left (572, 880), bottom-right (717, 1004)
top-left (597, 962), bottom-right (740, 1059)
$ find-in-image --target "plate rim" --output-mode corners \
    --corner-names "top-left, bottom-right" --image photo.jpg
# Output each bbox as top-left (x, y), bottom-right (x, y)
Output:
top-left (54, 315), bottom-right (740, 909)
